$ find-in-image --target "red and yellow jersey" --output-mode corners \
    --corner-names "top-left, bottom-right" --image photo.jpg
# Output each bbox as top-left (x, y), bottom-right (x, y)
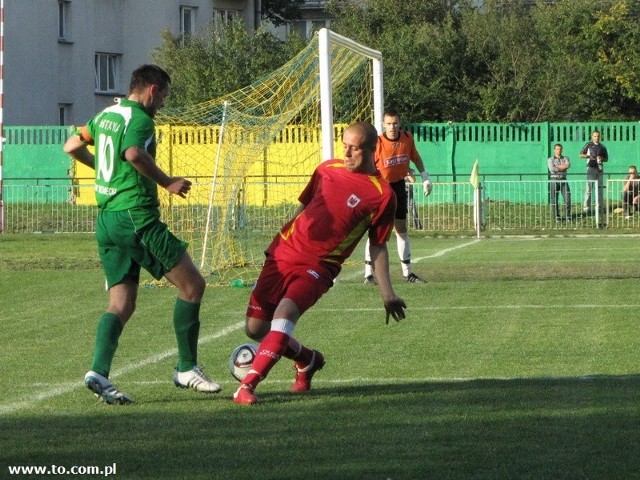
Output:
top-left (375, 131), bottom-right (420, 183)
top-left (266, 159), bottom-right (396, 278)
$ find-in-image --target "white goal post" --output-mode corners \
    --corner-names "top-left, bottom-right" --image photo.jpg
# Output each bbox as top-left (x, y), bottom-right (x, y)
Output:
top-left (318, 28), bottom-right (384, 160)
top-left (152, 28), bottom-right (385, 279)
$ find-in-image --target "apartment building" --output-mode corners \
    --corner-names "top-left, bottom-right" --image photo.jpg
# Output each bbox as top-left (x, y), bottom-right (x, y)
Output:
top-left (5, 0), bottom-right (330, 126)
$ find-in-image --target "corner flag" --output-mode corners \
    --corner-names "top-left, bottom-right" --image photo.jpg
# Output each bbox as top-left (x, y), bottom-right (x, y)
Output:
top-left (470, 159), bottom-right (482, 238)
top-left (470, 159), bottom-right (479, 188)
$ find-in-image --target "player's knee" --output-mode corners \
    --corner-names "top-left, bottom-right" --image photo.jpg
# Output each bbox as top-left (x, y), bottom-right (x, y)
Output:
top-left (192, 274), bottom-right (206, 299)
top-left (245, 328), bottom-right (263, 342)
top-left (181, 273), bottom-right (205, 302)
top-left (394, 223), bottom-right (408, 235)
top-left (244, 318), bottom-right (268, 341)
top-left (107, 302), bottom-right (135, 324)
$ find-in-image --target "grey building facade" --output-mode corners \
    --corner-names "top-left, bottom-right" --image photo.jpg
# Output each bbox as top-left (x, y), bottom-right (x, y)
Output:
top-left (4, 0), bottom-right (330, 126)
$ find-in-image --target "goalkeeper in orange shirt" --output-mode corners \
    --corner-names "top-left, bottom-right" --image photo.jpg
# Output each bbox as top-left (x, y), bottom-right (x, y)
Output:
top-left (364, 108), bottom-right (433, 284)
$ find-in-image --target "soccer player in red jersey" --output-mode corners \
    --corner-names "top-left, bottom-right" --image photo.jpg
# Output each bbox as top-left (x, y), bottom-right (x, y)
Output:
top-left (364, 108), bottom-right (432, 284)
top-left (233, 122), bottom-right (407, 405)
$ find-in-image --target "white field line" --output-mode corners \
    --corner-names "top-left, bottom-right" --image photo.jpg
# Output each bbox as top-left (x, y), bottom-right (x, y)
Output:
top-left (3, 300), bottom-right (637, 415)
top-left (0, 321), bottom-right (244, 416)
top-left (339, 239), bottom-right (482, 281)
top-left (0, 237), bottom-right (624, 415)
top-left (412, 238), bottom-right (483, 261)
top-left (0, 240), bottom-right (479, 415)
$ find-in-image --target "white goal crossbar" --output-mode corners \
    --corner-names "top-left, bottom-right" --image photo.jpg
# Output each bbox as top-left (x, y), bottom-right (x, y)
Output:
top-left (317, 28), bottom-right (384, 160)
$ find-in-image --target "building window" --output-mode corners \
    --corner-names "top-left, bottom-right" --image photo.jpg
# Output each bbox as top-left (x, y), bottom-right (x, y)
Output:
top-left (95, 53), bottom-right (120, 94)
top-left (292, 19), bottom-right (330, 39)
top-left (58, 0), bottom-right (71, 42)
top-left (180, 6), bottom-right (196, 46)
top-left (213, 8), bottom-right (241, 33)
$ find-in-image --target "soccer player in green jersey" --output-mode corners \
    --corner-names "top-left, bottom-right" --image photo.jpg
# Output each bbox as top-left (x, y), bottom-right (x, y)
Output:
top-left (64, 64), bottom-right (222, 404)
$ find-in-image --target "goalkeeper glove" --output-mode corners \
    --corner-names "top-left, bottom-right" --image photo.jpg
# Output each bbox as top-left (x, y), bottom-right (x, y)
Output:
top-left (420, 171), bottom-right (433, 196)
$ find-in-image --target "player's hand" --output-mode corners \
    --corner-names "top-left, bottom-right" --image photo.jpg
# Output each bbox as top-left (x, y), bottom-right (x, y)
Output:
top-left (423, 179), bottom-right (433, 197)
top-left (384, 297), bottom-right (407, 324)
top-left (166, 177), bottom-right (192, 198)
top-left (420, 171), bottom-right (433, 196)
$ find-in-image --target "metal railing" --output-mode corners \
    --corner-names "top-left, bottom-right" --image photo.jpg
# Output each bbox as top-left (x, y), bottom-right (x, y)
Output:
top-left (2, 178), bottom-right (639, 234)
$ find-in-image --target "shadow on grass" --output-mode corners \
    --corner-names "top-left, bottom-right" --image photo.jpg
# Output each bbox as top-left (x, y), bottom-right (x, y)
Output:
top-left (2, 375), bottom-right (639, 480)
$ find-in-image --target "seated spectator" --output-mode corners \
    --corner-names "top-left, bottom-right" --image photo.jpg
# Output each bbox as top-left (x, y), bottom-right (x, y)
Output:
top-left (622, 165), bottom-right (640, 218)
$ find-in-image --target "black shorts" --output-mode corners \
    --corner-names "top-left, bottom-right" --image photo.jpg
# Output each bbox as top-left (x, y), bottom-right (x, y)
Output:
top-left (390, 179), bottom-right (408, 220)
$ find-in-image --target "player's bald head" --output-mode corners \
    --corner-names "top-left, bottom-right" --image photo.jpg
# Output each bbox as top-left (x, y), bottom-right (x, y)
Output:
top-left (344, 122), bottom-right (378, 152)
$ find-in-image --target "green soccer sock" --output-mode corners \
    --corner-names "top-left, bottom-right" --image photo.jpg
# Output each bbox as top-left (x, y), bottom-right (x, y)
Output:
top-left (90, 312), bottom-right (123, 378)
top-left (173, 298), bottom-right (201, 372)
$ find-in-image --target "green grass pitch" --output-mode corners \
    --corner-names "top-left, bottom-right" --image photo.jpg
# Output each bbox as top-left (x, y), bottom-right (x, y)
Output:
top-left (1, 233), bottom-right (639, 479)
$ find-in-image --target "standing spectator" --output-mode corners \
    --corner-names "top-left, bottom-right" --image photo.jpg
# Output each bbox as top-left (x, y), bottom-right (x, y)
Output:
top-left (363, 108), bottom-right (432, 285)
top-left (622, 165), bottom-right (640, 218)
top-left (579, 130), bottom-right (608, 226)
top-left (233, 121), bottom-right (407, 405)
top-left (547, 143), bottom-right (571, 221)
top-left (63, 64), bottom-right (222, 405)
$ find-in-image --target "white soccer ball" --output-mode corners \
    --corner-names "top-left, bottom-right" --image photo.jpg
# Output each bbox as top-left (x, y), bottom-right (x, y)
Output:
top-left (228, 343), bottom-right (259, 382)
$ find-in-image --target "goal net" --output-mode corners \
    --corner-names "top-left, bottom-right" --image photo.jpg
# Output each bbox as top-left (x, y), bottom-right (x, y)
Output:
top-left (155, 29), bottom-right (383, 283)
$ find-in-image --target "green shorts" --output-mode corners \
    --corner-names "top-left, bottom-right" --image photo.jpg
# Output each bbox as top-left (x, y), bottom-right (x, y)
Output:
top-left (96, 208), bottom-right (188, 289)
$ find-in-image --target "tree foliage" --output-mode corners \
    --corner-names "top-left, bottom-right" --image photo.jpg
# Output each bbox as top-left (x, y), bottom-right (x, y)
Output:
top-left (328, 0), bottom-right (640, 122)
top-left (154, 0), bottom-right (640, 122)
top-left (152, 21), bottom-right (305, 107)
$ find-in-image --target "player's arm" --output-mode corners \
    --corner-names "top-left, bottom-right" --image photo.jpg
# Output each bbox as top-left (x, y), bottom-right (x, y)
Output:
top-left (370, 243), bottom-right (406, 323)
top-left (63, 127), bottom-right (95, 169)
top-left (405, 168), bottom-right (416, 183)
top-left (411, 153), bottom-right (427, 176)
top-left (124, 146), bottom-right (191, 198)
top-left (411, 152), bottom-right (432, 196)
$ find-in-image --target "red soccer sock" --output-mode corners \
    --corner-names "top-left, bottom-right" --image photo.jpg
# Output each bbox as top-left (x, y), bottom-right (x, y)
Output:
top-left (283, 337), bottom-right (314, 368)
top-left (241, 330), bottom-right (290, 390)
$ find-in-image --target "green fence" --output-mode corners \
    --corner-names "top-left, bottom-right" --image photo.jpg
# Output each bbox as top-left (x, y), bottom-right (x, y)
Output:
top-left (2, 126), bottom-right (73, 202)
top-left (2, 123), bottom-right (640, 205)
top-left (409, 121), bottom-right (640, 184)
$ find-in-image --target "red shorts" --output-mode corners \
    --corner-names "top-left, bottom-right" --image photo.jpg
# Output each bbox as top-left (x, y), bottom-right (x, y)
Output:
top-left (246, 257), bottom-right (333, 321)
